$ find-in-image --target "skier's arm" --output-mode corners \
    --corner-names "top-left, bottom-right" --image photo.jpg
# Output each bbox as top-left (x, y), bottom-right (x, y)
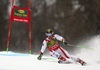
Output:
top-left (54, 34), bottom-right (68, 45)
top-left (54, 34), bottom-right (65, 41)
top-left (37, 40), bottom-right (47, 60)
top-left (40, 40), bottom-right (47, 54)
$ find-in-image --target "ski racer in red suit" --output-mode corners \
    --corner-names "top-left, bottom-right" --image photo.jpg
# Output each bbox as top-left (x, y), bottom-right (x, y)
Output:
top-left (37, 29), bottom-right (86, 66)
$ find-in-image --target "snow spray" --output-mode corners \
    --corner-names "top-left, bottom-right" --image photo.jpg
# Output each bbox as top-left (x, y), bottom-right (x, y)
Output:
top-left (76, 35), bottom-right (100, 63)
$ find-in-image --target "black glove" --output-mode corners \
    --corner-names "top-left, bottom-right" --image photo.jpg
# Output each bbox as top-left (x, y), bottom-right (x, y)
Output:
top-left (37, 53), bottom-right (43, 60)
top-left (63, 41), bottom-right (68, 45)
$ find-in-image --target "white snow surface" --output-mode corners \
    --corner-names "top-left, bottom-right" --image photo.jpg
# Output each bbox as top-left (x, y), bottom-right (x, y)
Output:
top-left (0, 51), bottom-right (99, 70)
top-left (0, 35), bottom-right (100, 70)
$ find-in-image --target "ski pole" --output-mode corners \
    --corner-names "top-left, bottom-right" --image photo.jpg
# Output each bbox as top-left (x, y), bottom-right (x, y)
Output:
top-left (67, 44), bottom-right (95, 50)
top-left (42, 58), bottom-right (58, 61)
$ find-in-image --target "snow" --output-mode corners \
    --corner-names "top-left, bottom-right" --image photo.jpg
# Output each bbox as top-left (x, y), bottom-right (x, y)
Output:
top-left (8, 0), bottom-right (20, 16)
top-left (0, 35), bottom-right (100, 70)
top-left (45, 0), bottom-right (56, 6)
top-left (72, 0), bottom-right (81, 11)
top-left (0, 51), bottom-right (100, 70)
top-left (76, 35), bottom-right (100, 63)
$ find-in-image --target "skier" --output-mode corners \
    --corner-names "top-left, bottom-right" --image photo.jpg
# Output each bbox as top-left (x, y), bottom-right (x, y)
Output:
top-left (37, 29), bottom-right (86, 66)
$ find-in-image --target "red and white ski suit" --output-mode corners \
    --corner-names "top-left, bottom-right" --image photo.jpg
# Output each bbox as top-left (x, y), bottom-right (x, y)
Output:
top-left (40, 34), bottom-right (78, 62)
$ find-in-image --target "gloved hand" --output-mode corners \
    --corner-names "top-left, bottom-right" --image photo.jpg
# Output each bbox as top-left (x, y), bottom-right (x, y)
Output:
top-left (63, 41), bottom-right (68, 45)
top-left (37, 53), bottom-right (43, 60)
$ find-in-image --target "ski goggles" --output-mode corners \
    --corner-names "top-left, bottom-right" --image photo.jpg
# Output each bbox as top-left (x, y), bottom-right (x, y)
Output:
top-left (46, 33), bottom-right (53, 36)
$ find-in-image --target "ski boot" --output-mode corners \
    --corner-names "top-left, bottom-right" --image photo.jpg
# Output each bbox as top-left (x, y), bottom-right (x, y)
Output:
top-left (78, 59), bottom-right (87, 66)
top-left (58, 56), bottom-right (67, 63)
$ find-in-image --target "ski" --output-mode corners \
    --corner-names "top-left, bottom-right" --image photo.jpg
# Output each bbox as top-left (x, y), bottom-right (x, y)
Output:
top-left (42, 57), bottom-right (73, 64)
top-left (41, 57), bottom-right (87, 66)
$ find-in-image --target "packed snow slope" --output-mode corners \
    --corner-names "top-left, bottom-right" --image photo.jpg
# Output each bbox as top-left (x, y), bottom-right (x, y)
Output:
top-left (0, 35), bottom-right (100, 70)
top-left (0, 51), bottom-right (99, 70)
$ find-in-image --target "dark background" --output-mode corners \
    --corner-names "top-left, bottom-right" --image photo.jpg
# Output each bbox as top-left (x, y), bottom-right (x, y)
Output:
top-left (0, 0), bottom-right (100, 54)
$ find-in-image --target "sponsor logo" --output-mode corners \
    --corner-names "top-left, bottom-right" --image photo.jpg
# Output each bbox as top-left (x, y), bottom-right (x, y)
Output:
top-left (18, 10), bottom-right (25, 14)
top-left (14, 18), bottom-right (28, 22)
top-left (48, 43), bottom-right (59, 50)
top-left (14, 8), bottom-right (28, 18)
top-left (47, 29), bottom-right (50, 32)
top-left (50, 41), bottom-right (54, 44)
top-left (47, 39), bottom-right (57, 47)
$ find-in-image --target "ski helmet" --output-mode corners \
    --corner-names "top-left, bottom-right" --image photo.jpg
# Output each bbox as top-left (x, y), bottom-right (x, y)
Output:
top-left (45, 29), bottom-right (54, 36)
